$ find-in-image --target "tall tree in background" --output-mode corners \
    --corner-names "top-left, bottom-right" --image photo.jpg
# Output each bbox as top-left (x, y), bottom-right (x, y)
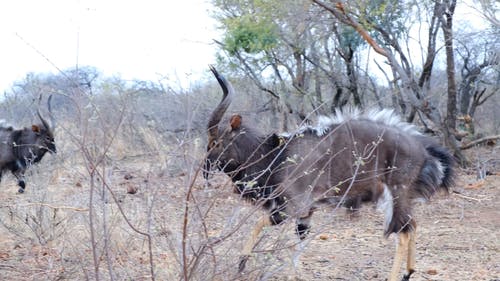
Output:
top-left (311, 0), bottom-right (477, 163)
top-left (456, 22), bottom-right (499, 120)
top-left (313, 0), bottom-right (442, 124)
top-left (475, 0), bottom-right (499, 26)
top-left (211, 0), bottom-right (497, 164)
top-left (211, 0), bottom-right (381, 129)
top-left (438, 0), bottom-right (468, 164)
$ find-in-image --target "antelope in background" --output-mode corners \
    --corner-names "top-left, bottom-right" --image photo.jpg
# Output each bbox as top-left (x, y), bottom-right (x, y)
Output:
top-left (0, 96), bottom-right (56, 193)
top-left (204, 66), bottom-right (454, 281)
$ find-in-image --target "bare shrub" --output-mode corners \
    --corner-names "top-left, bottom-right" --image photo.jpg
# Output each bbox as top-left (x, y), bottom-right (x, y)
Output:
top-left (1, 68), bottom-right (497, 281)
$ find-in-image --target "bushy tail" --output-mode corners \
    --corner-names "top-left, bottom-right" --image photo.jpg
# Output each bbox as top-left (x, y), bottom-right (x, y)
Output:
top-left (414, 144), bottom-right (455, 200)
top-left (426, 145), bottom-right (454, 189)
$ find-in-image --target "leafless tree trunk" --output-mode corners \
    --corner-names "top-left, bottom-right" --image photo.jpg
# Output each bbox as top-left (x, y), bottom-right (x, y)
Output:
top-left (338, 46), bottom-right (362, 107)
top-left (312, 0), bottom-right (443, 131)
top-left (439, 0), bottom-right (468, 165)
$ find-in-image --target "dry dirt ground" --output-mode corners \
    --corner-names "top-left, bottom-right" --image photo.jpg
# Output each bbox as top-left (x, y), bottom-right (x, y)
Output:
top-left (0, 147), bottom-right (498, 281)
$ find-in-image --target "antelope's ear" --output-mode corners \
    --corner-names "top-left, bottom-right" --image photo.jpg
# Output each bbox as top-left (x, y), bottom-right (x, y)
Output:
top-left (230, 114), bottom-right (242, 130)
top-left (31, 125), bottom-right (40, 133)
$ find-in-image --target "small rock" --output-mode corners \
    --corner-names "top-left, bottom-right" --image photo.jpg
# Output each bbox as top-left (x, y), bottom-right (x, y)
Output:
top-left (127, 185), bottom-right (138, 194)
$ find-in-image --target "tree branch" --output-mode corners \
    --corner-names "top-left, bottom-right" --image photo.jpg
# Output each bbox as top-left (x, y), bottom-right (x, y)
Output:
top-left (460, 135), bottom-right (500, 150)
top-left (311, 0), bottom-right (388, 57)
top-left (213, 39), bottom-right (280, 100)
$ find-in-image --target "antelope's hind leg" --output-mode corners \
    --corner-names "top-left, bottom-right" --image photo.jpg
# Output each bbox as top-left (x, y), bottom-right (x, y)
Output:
top-left (389, 231), bottom-right (409, 281)
top-left (389, 226), bottom-right (417, 281)
top-left (402, 222), bottom-right (417, 281)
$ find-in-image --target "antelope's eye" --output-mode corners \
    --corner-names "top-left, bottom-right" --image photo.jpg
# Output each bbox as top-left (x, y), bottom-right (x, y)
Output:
top-left (207, 140), bottom-right (217, 150)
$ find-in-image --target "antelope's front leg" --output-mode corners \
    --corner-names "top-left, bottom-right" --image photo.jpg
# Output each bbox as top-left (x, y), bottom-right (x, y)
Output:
top-left (291, 216), bottom-right (311, 269)
top-left (13, 169), bottom-right (26, 193)
top-left (239, 215), bottom-right (272, 272)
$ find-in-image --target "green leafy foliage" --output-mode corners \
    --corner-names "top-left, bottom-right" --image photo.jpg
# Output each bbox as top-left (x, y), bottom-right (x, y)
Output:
top-left (223, 14), bottom-right (278, 55)
top-left (357, 0), bottom-right (407, 39)
top-left (338, 25), bottom-right (365, 51)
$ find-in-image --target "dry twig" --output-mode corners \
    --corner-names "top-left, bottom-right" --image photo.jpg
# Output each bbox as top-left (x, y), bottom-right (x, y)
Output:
top-left (452, 191), bottom-right (483, 202)
top-left (23, 203), bottom-right (88, 212)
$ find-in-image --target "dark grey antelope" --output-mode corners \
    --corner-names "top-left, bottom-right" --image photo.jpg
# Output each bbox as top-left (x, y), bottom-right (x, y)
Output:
top-left (204, 66), bottom-right (454, 281)
top-left (0, 97), bottom-right (56, 193)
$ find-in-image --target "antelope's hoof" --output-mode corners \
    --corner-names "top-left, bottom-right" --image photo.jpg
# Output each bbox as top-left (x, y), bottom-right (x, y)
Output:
top-left (18, 188), bottom-right (25, 194)
top-left (401, 270), bottom-right (415, 281)
top-left (238, 255), bottom-right (250, 272)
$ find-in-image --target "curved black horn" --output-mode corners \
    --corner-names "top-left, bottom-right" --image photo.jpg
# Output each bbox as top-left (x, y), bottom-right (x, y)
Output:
top-left (36, 94), bottom-right (55, 132)
top-left (47, 94), bottom-right (56, 130)
top-left (207, 65), bottom-right (234, 144)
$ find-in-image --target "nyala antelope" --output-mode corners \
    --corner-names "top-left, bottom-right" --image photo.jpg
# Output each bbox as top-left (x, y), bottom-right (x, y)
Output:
top-left (204, 66), bottom-right (454, 281)
top-left (0, 96), bottom-right (56, 193)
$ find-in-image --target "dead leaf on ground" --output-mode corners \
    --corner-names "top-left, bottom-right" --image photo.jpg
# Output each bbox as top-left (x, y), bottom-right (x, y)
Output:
top-left (426, 269), bottom-right (438, 275)
top-left (318, 234), bottom-right (329, 240)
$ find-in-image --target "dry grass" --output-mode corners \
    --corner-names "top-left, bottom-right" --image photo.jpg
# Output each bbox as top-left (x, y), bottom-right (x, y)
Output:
top-left (0, 91), bottom-right (499, 280)
top-left (0, 139), bottom-right (499, 281)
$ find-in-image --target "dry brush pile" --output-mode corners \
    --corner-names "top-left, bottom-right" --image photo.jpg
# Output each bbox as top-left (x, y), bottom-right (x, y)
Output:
top-left (0, 86), bottom-right (302, 281)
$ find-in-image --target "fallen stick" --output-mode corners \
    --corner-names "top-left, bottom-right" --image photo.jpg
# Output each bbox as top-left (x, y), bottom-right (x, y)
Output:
top-left (452, 190), bottom-right (482, 202)
top-left (460, 135), bottom-right (500, 150)
top-left (24, 202), bottom-right (89, 212)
